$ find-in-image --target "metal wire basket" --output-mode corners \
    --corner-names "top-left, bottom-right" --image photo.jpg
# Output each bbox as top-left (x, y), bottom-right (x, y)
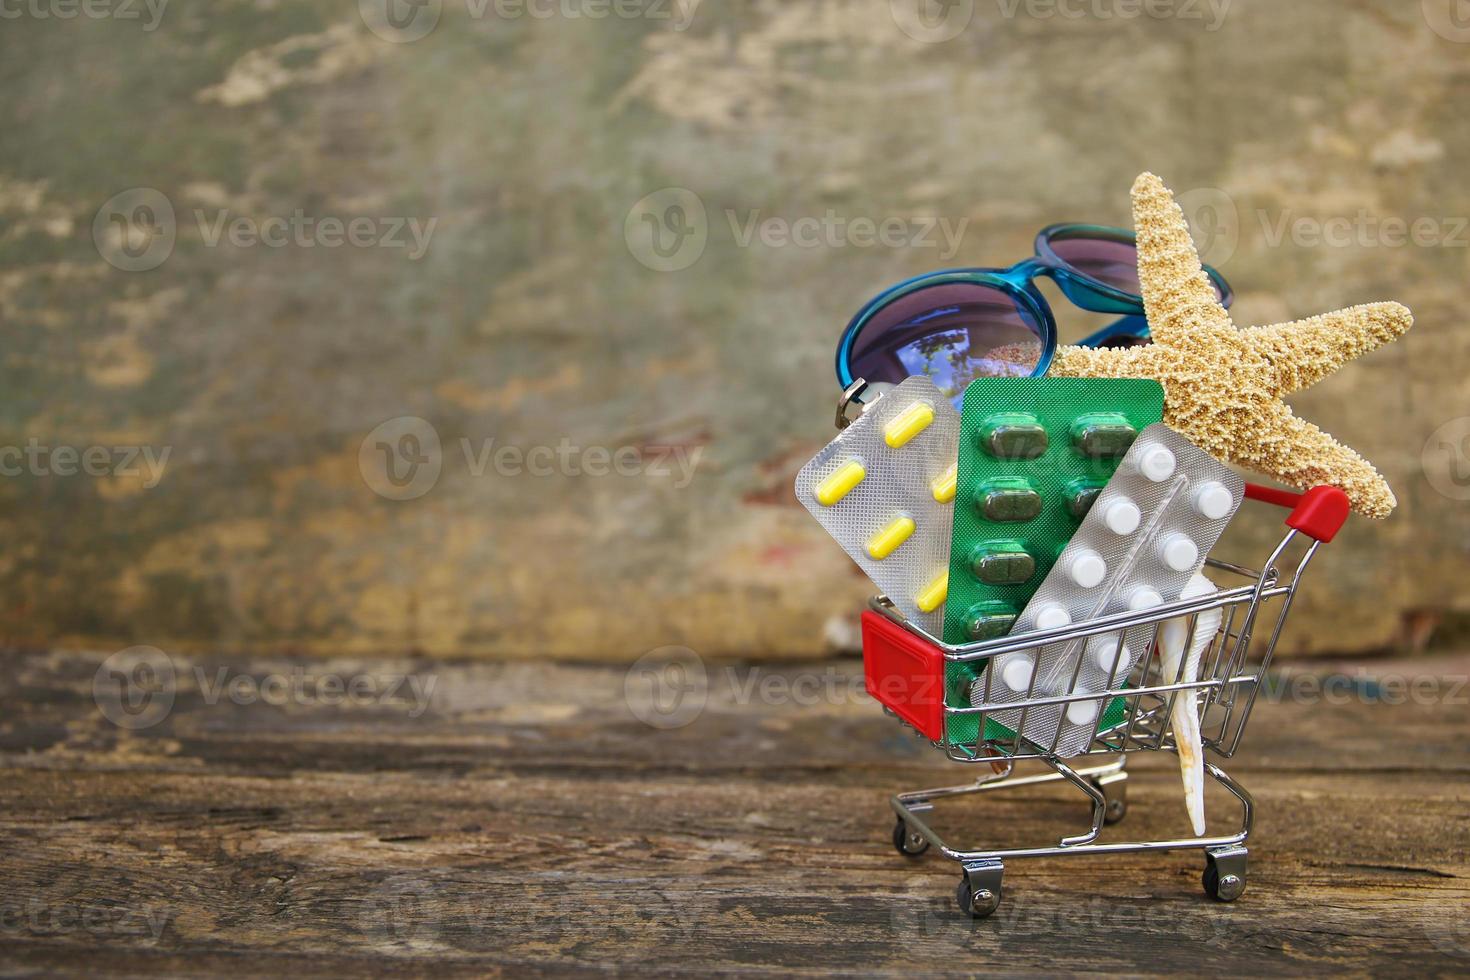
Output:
top-left (851, 393), bottom-right (1351, 918)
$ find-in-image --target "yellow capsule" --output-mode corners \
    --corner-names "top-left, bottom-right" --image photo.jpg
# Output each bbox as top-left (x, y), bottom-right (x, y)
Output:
top-left (915, 571), bottom-right (949, 613)
top-left (883, 401), bottom-right (935, 449)
top-left (814, 459), bottom-right (866, 506)
top-left (931, 464), bottom-right (957, 504)
top-left (866, 515), bottom-right (916, 560)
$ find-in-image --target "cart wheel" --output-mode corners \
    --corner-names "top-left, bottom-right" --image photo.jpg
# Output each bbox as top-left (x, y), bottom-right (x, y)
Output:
top-left (1203, 851), bottom-right (1248, 902)
top-left (892, 819), bottom-right (929, 857)
top-left (956, 876), bottom-right (1001, 919)
top-left (1090, 775), bottom-right (1127, 825)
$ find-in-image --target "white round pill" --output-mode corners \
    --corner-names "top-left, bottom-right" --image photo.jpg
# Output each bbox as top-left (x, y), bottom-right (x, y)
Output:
top-left (1128, 586), bottom-right (1164, 610)
top-left (1066, 699), bottom-right (1100, 726)
top-left (1160, 532), bottom-right (1200, 572)
top-left (1193, 480), bottom-right (1234, 520)
top-left (1100, 497), bottom-right (1142, 535)
top-left (1068, 549), bottom-right (1107, 589)
top-left (999, 657), bottom-right (1035, 693)
top-left (1136, 444), bottom-right (1177, 482)
top-left (1035, 603), bottom-right (1072, 631)
top-left (1088, 637), bottom-right (1132, 673)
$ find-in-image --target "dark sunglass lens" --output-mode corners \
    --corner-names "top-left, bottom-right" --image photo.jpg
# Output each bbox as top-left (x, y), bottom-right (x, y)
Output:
top-left (1048, 235), bottom-right (1142, 295)
top-left (847, 282), bottom-right (1045, 399)
top-left (1097, 334), bottom-right (1153, 349)
top-left (1050, 233), bottom-right (1227, 302)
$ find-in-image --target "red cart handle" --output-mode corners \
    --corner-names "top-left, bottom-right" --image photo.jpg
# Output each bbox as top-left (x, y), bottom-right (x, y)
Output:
top-left (1244, 483), bottom-right (1350, 543)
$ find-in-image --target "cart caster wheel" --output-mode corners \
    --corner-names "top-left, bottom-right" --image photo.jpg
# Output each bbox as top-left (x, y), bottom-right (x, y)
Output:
top-left (956, 864), bottom-right (1003, 919)
top-left (1090, 775), bottom-right (1127, 825)
top-left (1203, 848), bottom-right (1248, 902)
top-left (956, 877), bottom-right (1001, 919)
top-left (892, 819), bottom-right (929, 857)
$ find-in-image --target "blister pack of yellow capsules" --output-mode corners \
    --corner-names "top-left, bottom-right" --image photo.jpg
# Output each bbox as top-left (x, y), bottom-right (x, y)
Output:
top-left (796, 376), bottom-right (961, 636)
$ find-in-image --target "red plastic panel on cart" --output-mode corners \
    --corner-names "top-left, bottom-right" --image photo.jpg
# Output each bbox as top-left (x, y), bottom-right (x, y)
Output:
top-left (861, 610), bottom-right (946, 741)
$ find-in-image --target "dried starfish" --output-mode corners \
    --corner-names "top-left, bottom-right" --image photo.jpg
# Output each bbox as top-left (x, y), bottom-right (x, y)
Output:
top-left (1051, 173), bottom-right (1412, 518)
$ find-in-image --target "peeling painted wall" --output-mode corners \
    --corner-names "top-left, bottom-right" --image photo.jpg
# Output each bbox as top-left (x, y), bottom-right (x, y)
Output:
top-left (0, 0), bottom-right (1466, 660)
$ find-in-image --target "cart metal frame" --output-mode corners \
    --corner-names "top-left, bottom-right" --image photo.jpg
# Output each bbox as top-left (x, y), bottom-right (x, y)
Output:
top-left (840, 380), bottom-right (1351, 917)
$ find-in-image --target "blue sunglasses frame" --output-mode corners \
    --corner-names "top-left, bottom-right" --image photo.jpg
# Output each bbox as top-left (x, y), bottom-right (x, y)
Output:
top-left (835, 223), bottom-right (1234, 391)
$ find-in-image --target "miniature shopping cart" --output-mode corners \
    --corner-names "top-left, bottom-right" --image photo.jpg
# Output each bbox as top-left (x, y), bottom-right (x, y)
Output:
top-left (840, 385), bottom-right (1352, 919)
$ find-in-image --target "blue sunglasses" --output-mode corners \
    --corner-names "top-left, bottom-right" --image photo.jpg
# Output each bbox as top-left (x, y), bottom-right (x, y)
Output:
top-left (835, 223), bottom-right (1233, 401)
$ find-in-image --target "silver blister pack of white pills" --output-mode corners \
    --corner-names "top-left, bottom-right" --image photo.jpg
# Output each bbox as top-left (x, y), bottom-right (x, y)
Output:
top-left (971, 423), bottom-right (1244, 756)
top-left (795, 376), bottom-right (961, 636)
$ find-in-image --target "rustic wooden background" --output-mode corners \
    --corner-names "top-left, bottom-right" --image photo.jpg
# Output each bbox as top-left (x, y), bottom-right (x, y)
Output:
top-left (1, 0), bottom-right (1468, 661)
top-left (4, 4), bottom-right (1468, 975)
top-left (2, 647), bottom-right (1467, 974)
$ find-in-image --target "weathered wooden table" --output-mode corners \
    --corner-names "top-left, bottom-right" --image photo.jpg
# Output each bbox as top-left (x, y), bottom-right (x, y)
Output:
top-left (3, 648), bottom-right (1467, 976)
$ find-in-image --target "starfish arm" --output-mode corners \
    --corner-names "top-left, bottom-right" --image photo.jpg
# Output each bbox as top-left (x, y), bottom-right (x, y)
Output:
top-left (1243, 401), bottom-right (1397, 519)
top-left (1131, 173), bottom-right (1236, 346)
top-left (1241, 302), bottom-right (1413, 395)
top-left (1049, 343), bottom-right (1154, 379)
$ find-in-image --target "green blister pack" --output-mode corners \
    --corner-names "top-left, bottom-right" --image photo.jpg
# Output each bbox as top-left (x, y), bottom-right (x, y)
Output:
top-left (941, 378), bottom-right (1165, 745)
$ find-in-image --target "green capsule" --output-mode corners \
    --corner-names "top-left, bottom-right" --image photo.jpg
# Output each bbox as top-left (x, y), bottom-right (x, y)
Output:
top-left (1070, 413), bottom-right (1138, 459)
top-left (968, 541), bottom-right (1036, 585)
top-left (953, 665), bottom-right (984, 704)
top-left (979, 413), bottom-right (1048, 460)
top-left (1066, 479), bottom-right (1106, 519)
top-left (963, 601), bottom-right (1018, 642)
top-left (977, 478), bottom-right (1043, 522)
